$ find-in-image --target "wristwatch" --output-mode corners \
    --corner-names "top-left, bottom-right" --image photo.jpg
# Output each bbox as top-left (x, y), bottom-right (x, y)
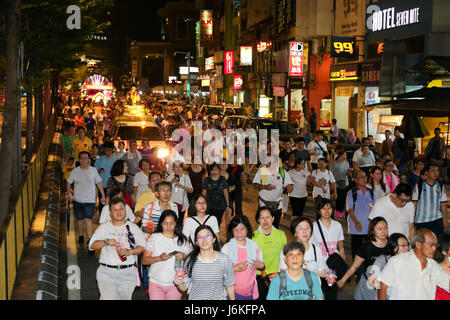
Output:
top-left (104, 239), bottom-right (108, 246)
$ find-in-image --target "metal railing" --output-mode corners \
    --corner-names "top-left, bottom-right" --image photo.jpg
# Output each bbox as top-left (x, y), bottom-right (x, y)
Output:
top-left (0, 115), bottom-right (57, 300)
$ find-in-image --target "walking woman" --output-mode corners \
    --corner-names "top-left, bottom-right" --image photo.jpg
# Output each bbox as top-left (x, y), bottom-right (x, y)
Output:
top-left (221, 216), bottom-right (265, 300)
top-left (368, 166), bottom-right (388, 200)
top-left (336, 217), bottom-right (391, 299)
top-left (252, 207), bottom-right (287, 299)
top-left (310, 198), bottom-right (345, 300)
top-left (167, 161), bottom-right (193, 220)
top-left (202, 163), bottom-right (231, 227)
top-left (288, 159), bottom-right (311, 217)
top-left (279, 217), bottom-right (327, 278)
top-left (106, 159), bottom-right (136, 207)
top-left (133, 158), bottom-right (151, 202)
top-left (330, 150), bottom-right (351, 217)
top-left (182, 194), bottom-right (220, 245)
top-left (382, 160), bottom-right (400, 194)
top-left (187, 163), bottom-right (206, 204)
top-left (173, 225), bottom-right (236, 300)
top-left (142, 210), bottom-right (191, 300)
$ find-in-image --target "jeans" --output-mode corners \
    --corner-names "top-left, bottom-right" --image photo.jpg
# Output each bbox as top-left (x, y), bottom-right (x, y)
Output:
top-left (73, 202), bottom-right (96, 220)
top-left (96, 265), bottom-right (137, 300)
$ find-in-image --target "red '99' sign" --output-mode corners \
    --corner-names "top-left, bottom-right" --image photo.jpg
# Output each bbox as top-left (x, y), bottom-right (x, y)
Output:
top-left (224, 51), bottom-right (234, 75)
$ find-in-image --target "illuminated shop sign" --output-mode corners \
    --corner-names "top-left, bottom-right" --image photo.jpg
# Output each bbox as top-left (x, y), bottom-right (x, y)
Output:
top-left (289, 42), bottom-right (303, 77)
top-left (224, 51), bottom-right (234, 75)
top-left (331, 37), bottom-right (357, 59)
top-left (233, 75), bottom-right (243, 90)
top-left (200, 10), bottom-right (213, 35)
top-left (330, 64), bottom-right (360, 81)
top-left (370, 6), bottom-right (420, 32)
top-left (257, 41), bottom-right (272, 53)
top-left (205, 57), bottom-right (215, 70)
top-left (240, 46), bottom-right (252, 66)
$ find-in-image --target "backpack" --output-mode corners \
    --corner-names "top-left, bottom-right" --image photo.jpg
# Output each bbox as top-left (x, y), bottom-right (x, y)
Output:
top-left (351, 187), bottom-right (375, 211)
top-left (279, 269), bottom-right (314, 300)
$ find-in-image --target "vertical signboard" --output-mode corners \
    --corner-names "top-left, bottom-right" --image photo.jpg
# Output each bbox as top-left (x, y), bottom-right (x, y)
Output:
top-left (289, 42), bottom-right (303, 77)
top-left (224, 51), bottom-right (234, 75)
top-left (205, 57), bottom-right (215, 70)
top-left (200, 10), bottom-right (213, 45)
top-left (234, 75), bottom-right (243, 90)
top-left (240, 46), bottom-right (253, 66)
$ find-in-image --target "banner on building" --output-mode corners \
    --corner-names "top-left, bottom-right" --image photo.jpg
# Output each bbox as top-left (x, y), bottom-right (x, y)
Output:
top-left (234, 75), bottom-right (243, 90)
top-left (331, 36), bottom-right (357, 59)
top-left (365, 87), bottom-right (380, 105)
top-left (205, 57), bottom-right (215, 71)
top-left (361, 61), bottom-right (381, 86)
top-left (289, 42), bottom-right (303, 77)
top-left (224, 51), bottom-right (234, 75)
top-left (240, 46), bottom-right (253, 66)
top-left (330, 63), bottom-right (360, 81)
top-left (200, 10), bottom-right (213, 45)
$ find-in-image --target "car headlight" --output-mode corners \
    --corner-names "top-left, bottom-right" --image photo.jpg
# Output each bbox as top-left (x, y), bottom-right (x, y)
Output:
top-left (157, 148), bottom-right (169, 159)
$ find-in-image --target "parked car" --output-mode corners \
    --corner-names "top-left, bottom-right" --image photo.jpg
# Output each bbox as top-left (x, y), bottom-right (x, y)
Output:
top-left (244, 118), bottom-right (299, 141)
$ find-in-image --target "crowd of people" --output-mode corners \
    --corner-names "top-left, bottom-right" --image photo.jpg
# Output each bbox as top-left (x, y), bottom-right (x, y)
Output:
top-left (58, 90), bottom-right (449, 300)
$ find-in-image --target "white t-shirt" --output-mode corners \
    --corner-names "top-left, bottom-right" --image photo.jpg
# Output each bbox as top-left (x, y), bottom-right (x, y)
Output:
top-left (288, 168), bottom-right (310, 198)
top-left (278, 242), bottom-right (326, 274)
top-left (368, 195), bottom-right (415, 239)
top-left (367, 183), bottom-right (388, 201)
top-left (67, 166), bottom-right (102, 203)
top-left (311, 169), bottom-right (336, 198)
top-left (352, 148), bottom-right (375, 165)
top-left (146, 233), bottom-right (191, 286)
top-left (182, 215), bottom-right (220, 244)
top-left (133, 171), bottom-right (149, 201)
top-left (166, 173), bottom-right (193, 212)
top-left (88, 221), bottom-right (146, 265)
top-left (142, 201), bottom-right (179, 240)
top-left (99, 204), bottom-right (136, 224)
top-left (307, 140), bottom-right (328, 164)
top-left (378, 251), bottom-right (450, 300)
top-left (310, 219), bottom-right (345, 273)
top-left (253, 166), bottom-right (294, 210)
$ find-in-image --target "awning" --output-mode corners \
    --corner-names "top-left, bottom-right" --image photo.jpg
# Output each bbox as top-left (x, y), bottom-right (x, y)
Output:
top-left (407, 56), bottom-right (450, 76)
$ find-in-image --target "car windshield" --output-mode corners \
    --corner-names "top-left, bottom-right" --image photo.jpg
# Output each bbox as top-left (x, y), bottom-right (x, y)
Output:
top-left (116, 126), bottom-right (165, 141)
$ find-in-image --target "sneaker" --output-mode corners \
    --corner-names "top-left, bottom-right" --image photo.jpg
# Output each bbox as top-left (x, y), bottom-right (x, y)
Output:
top-left (78, 235), bottom-right (84, 244)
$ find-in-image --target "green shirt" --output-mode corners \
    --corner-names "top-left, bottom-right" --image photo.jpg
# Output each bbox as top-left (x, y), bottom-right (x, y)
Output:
top-left (252, 227), bottom-right (287, 274)
top-left (61, 134), bottom-right (76, 158)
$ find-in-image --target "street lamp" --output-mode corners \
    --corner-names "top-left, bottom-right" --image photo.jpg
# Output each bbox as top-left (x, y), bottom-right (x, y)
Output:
top-left (174, 50), bottom-right (194, 104)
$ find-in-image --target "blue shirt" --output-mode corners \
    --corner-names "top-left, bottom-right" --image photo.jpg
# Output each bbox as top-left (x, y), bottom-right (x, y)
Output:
top-left (84, 118), bottom-right (96, 130)
top-left (267, 270), bottom-right (323, 300)
top-left (94, 156), bottom-right (118, 187)
top-left (412, 181), bottom-right (447, 223)
top-left (346, 188), bottom-right (375, 235)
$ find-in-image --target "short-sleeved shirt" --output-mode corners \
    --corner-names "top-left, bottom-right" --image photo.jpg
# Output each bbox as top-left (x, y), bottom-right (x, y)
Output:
top-left (307, 140), bottom-right (327, 164)
top-left (141, 200), bottom-right (179, 239)
top-left (182, 215), bottom-right (220, 245)
top-left (355, 242), bottom-right (390, 280)
top-left (412, 181), bottom-right (447, 223)
top-left (266, 270), bottom-right (324, 300)
top-left (279, 243), bottom-right (326, 274)
top-left (203, 176), bottom-right (228, 210)
top-left (331, 160), bottom-right (349, 186)
top-left (146, 233), bottom-right (191, 286)
top-left (368, 195), bottom-right (414, 239)
top-left (95, 156), bottom-right (118, 188)
top-left (61, 134), bottom-right (76, 158)
top-left (133, 171), bottom-right (150, 201)
top-left (72, 137), bottom-right (92, 161)
top-left (84, 118), bottom-right (96, 130)
top-left (346, 188), bottom-right (375, 235)
top-left (253, 167), bottom-right (294, 210)
top-left (252, 227), bottom-right (287, 274)
top-left (88, 221), bottom-right (146, 266)
top-left (182, 252), bottom-right (235, 300)
top-left (135, 189), bottom-right (158, 212)
top-left (167, 173), bottom-right (193, 212)
top-left (288, 168), bottom-right (310, 198)
top-left (311, 169), bottom-right (335, 199)
top-left (67, 166), bottom-right (102, 203)
top-left (99, 204), bottom-right (135, 224)
top-left (290, 149), bottom-right (311, 162)
top-left (310, 219), bottom-right (345, 273)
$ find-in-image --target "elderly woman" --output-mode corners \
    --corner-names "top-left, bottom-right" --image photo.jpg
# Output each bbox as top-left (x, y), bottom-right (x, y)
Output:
top-left (252, 206), bottom-right (287, 299)
top-left (347, 128), bottom-right (360, 145)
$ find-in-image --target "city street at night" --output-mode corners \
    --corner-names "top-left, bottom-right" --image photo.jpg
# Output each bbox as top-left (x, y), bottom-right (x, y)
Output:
top-left (0, 0), bottom-right (449, 307)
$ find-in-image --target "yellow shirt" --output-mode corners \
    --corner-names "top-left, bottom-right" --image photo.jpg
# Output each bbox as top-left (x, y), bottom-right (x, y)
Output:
top-left (135, 189), bottom-right (158, 212)
top-left (62, 165), bottom-right (75, 180)
top-left (72, 136), bottom-right (92, 161)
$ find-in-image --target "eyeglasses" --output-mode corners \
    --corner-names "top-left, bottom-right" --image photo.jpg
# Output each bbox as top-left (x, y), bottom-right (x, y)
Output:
top-left (197, 234), bottom-right (213, 242)
top-left (423, 241), bottom-right (439, 248)
top-left (397, 244), bottom-right (410, 247)
top-left (355, 176), bottom-right (367, 179)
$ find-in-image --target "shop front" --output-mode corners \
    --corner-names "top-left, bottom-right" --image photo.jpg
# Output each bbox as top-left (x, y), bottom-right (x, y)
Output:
top-left (330, 63), bottom-right (360, 130)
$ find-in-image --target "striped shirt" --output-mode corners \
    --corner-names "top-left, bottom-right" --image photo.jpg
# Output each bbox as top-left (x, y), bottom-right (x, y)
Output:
top-left (141, 200), bottom-right (178, 239)
top-left (183, 252), bottom-right (235, 300)
top-left (412, 181), bottom-right (447, 223)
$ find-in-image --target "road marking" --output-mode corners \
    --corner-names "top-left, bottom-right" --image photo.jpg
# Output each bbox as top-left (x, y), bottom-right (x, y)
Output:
top-left (67, 201), bottom-right (81, 300)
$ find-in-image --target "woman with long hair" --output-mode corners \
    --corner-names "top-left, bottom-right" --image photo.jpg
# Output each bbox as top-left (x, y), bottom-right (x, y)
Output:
top-left (221, 216), bottom-right (265, 300)
top-left (382, 160), bottom-right (400, 194)
top-left (174, 225), bottom-right (236, 300)
top-left (368, 166), bottom-right (388, 200)
top-left (106, 159), bottom-right (136, 207)
top-left (336, 217), bottom-right (391, 299)
top-left (142, 210), bottom-right (191, 300)
top-left (182, 194), bottom-right (220, 245)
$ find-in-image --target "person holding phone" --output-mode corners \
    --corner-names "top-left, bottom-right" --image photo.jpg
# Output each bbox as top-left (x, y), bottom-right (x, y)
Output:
top-left (142, 210), bottom-right (191, 300)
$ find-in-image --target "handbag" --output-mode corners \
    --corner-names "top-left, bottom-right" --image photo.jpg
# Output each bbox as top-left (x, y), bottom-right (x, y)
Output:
top-left (258, 196), bottom-right (280, 213)
top-left (316, 220), bottom-right (349, 280)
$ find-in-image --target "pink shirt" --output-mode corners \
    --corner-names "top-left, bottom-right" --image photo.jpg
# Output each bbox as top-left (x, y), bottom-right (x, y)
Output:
top-left (385, 175), bottom-right (395, 193)
top-left (234, 246), bottom-right (259, 299)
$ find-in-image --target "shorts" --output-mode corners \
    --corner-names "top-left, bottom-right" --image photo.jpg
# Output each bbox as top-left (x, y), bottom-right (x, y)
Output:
top-left (73, 201), bottom-right (96, 220)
